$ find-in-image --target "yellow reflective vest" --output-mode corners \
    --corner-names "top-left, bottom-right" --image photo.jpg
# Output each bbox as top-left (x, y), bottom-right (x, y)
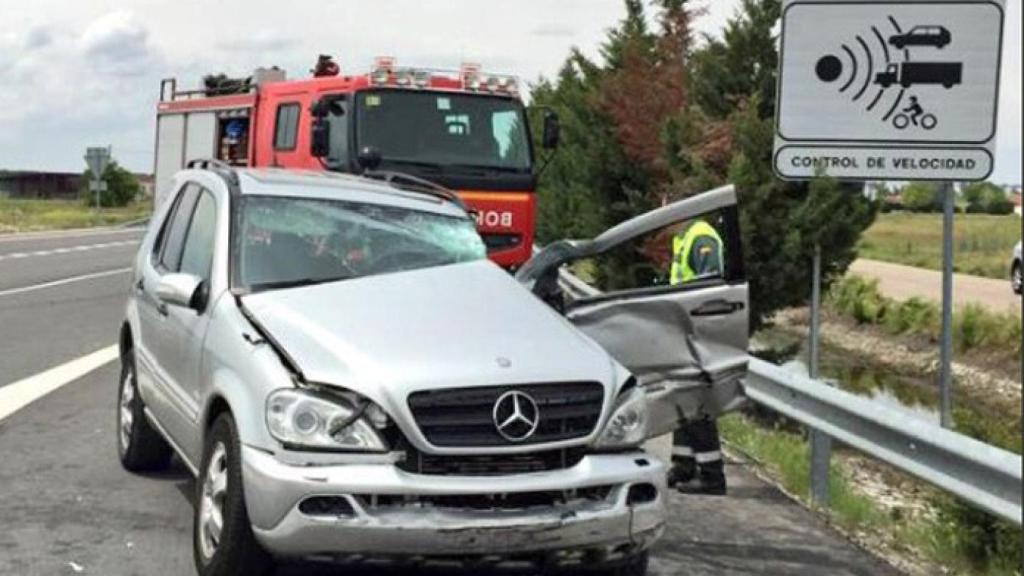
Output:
top-left (670, 221), bottom-right (724, 285)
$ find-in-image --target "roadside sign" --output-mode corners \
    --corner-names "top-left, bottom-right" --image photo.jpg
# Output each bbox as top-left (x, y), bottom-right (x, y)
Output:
top-left (774, 0), bottom-right (1005, 181)
top-left (84, 147), bottom-right (111, 178)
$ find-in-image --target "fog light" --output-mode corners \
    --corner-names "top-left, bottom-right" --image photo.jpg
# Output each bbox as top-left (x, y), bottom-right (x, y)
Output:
top-left (299, 496), bottom-right (355, 517)
top-left (627, 483), bottom-right (657, 505)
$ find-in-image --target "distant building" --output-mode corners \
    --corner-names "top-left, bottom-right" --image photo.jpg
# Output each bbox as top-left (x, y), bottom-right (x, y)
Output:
top-left (0, 170), bottom-right (154, 201)
top-left (0, 171), bottom-right (82, 200)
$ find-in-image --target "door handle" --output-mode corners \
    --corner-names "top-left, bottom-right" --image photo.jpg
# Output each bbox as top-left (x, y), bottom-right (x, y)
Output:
top-left (157, 302), bottom-right (168, 317)
top-left (691, 299), bottom-right (745, 317)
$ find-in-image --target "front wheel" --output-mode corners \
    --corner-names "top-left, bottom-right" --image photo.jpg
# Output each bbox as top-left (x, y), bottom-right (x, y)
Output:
top-left (1012, 262), bottom-right (1021, 294)
top-left (194, 414), bottom-right (273, 576)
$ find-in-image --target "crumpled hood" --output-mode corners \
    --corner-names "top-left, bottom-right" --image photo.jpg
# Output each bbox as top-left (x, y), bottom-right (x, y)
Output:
top-left (241, 260), bottom-right (616, 417)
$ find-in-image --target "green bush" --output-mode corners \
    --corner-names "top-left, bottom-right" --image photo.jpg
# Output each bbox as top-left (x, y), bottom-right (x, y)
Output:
top-left (883, 297), bottom-right (939, 337)
top-left (828, 276), bottom-right (1022, 356)
top-left (81, 162), bottom-right (141, 208)
top-left (827, 275), bottom-right (887, 324)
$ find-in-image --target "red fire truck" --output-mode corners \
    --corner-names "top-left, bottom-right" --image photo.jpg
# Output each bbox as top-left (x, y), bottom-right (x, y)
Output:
top-left (154, 57), bottom-right (559, 268)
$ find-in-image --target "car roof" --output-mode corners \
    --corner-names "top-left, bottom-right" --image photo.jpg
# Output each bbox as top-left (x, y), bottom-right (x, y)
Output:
top-left (208, 168), bottom-right (469, 219)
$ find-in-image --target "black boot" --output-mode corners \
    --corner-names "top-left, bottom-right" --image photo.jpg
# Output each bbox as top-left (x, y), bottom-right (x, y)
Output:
top-left (676, 460), bottom-right (727, 496)
top-left (667, 456), bottom-right (696, 487)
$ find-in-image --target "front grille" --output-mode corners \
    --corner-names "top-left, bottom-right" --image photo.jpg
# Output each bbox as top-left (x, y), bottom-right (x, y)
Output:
top-left (397, 444), bottom-right (587, 476)
top-left (407, 382), bottom-right (604, 447)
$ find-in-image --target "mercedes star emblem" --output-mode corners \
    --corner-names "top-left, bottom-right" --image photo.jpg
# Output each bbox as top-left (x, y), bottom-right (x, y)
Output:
top-left (492, 390), bottom-right (540, 442)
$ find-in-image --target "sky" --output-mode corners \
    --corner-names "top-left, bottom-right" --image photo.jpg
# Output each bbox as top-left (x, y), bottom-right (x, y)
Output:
top-left (0, 0), bottom-right (1020, 184)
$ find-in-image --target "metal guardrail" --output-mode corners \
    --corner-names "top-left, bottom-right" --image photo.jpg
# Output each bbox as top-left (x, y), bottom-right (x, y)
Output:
top-left (553, 267), bottom-right (1023, 524)
top-left (746, 360), bottom-right (1022, 524)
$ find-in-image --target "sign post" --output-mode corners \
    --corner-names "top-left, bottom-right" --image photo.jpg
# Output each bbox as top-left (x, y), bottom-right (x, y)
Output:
top-left (774, 0), bottom-right (1006, 503)
top-left (84, 147), bottom-right (111, 211)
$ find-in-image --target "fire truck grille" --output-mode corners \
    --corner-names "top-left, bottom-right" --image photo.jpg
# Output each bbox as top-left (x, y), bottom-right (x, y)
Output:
top-left (407, 382), bottom-right (604, 447)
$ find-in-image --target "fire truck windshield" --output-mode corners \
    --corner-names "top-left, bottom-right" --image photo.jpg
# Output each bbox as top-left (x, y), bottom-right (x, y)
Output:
top-left (355, 90), bottom-right (532, 173)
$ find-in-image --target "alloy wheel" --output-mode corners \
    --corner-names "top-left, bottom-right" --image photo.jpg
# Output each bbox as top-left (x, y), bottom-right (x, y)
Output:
top-left (118, 368), bottom-right (135, 452)
top-left (198, 442), bottom-right (229, 562)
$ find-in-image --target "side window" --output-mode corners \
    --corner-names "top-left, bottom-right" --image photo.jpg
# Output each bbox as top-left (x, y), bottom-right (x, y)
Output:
top-left (273, 103), bottom-right (300, 150)
top-left (572, 206), bottom-right (744, 293)
top-left (156, 185), bottom-right (200, 272)
top-left (178, 190), bottom-right (217, 281)
top-left (151, 185), bottom-right (187, 260)
top-left (326, 100), bottom-right (349, 168)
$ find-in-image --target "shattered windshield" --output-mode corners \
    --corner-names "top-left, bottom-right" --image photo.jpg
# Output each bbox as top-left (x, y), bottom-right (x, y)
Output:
top-left (237, 195), bottom-right (486, 291)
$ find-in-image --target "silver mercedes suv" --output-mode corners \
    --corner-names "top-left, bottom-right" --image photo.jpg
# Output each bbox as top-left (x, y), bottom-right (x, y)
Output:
top-left (117, 162), bottom-right (748, 575)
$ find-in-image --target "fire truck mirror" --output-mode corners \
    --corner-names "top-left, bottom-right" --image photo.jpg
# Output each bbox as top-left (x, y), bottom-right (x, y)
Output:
top-left (311, 119), bottom-right (330, 158)
top-left (542, 111), bottom-right (560, 150)
top-left (357, 146), bottom-right (383, 171)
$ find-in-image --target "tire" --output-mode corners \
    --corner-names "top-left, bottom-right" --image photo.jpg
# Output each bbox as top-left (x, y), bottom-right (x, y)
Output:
top-left (194, 413), bottom-right (274, 576)
top-left (921, 114), bottom-right (938, 130)
top-left (1012, 262), bottom-right (1021, 295)
top-left (893, 114), bottom-right (910, 130)
top-left (117, 348), bottom-right (172, 472)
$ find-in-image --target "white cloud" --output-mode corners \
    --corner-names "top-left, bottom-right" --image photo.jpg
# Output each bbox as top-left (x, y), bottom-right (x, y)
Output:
top-left (217, 29), bottom-right (298, 53)
top-left (80, 10), bottom-right (155, 77)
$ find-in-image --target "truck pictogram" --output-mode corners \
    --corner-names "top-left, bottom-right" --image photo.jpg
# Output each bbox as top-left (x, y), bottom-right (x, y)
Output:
top-left (874, 61), bottom-right (962, 89)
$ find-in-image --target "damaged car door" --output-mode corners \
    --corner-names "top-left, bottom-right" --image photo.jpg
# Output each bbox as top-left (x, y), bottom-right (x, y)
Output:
top-left (518, 185), bottom-right (748, 438)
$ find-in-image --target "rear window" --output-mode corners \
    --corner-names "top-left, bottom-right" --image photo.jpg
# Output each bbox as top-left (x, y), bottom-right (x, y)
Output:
top-left (237, 196), bottom-right (485, 291)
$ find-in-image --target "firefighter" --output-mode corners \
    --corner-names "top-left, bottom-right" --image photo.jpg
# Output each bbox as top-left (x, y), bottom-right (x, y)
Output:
top-left (667, 218), bottom-right (727, 495)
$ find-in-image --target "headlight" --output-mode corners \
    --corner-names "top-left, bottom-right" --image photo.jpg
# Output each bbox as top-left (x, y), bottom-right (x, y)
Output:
top-left (593, 386), bottom-right (648, 449)
top-left (266, 389), bottom-right (387, 452)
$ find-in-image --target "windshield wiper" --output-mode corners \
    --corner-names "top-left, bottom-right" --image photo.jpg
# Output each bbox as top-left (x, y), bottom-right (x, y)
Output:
top-left (249, 276), bottom-right (352, 292)
top-left (445, 163), bottom-right (526, 175)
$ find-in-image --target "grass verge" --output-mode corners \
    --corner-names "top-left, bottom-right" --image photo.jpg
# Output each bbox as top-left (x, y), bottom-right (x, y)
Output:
top-left (858, 213), bottom-right (1021, 280)
top-left (721, 412), bottom-right (1022, 575)
top-left (0, 198), bottom-right (151, 234)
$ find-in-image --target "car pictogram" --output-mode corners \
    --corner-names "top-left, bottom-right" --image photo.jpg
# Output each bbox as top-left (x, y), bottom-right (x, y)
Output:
top-left (889, 25), bottom-right (952, 49)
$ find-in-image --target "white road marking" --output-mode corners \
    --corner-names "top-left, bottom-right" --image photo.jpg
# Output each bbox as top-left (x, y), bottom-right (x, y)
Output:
top-left (0, 227), bottom-right (143, 243)
top-left (0, 345), bottom-right (118, 422)
top-left (0, 240), bottom-right (137, 262)
top-left (0, 267), bottom-right (132, 298)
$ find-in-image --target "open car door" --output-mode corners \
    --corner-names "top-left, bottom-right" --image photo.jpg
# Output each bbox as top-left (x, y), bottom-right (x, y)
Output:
top-left (517, 185), bottom-right (748, 439)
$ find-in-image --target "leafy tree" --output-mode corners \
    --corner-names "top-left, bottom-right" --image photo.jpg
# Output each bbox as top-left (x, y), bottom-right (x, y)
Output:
top-left (901, 182), bottom-right (942, 212)
top-left (82, 161), bottom-right (141, 208)
top-left (963, 182), bottom-right (1012, 214)
top-left (531, 0), bottom-right (876, 331)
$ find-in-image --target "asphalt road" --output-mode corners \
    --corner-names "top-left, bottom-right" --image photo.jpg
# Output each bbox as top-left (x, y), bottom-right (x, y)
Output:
top-left (0, 227), bottom-right (900, 576)
top-left (850, 258), bottom-right (1022, 315)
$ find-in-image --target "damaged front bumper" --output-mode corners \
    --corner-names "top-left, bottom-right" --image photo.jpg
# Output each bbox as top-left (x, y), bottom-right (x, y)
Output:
top-left (242, 446), bottom-right (666, 561)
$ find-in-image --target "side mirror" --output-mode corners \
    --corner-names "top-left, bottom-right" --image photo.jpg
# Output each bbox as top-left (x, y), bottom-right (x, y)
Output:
top-left (357, 146), bottom-right (383, 171)
top-left (311, 118), bottom-right (330, 158)
top-left (156, 273), bottom-right (204, 311)
top-left (542, 111), bottom-right (560, 150)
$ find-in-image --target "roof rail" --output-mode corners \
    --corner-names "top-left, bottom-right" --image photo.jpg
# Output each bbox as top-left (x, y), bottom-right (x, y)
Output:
top-left (187, 158), bottom-right (240, 187)
top-left (363, 170), bottom-right (467, 210)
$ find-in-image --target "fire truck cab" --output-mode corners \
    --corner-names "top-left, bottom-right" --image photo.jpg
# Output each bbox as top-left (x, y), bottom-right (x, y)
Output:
top-left (154, 58), bottom-right (559, 268)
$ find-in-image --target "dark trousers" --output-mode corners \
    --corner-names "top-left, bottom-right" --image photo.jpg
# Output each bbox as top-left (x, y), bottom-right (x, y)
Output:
top-left (671, 417), bottom-right (725, 487)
